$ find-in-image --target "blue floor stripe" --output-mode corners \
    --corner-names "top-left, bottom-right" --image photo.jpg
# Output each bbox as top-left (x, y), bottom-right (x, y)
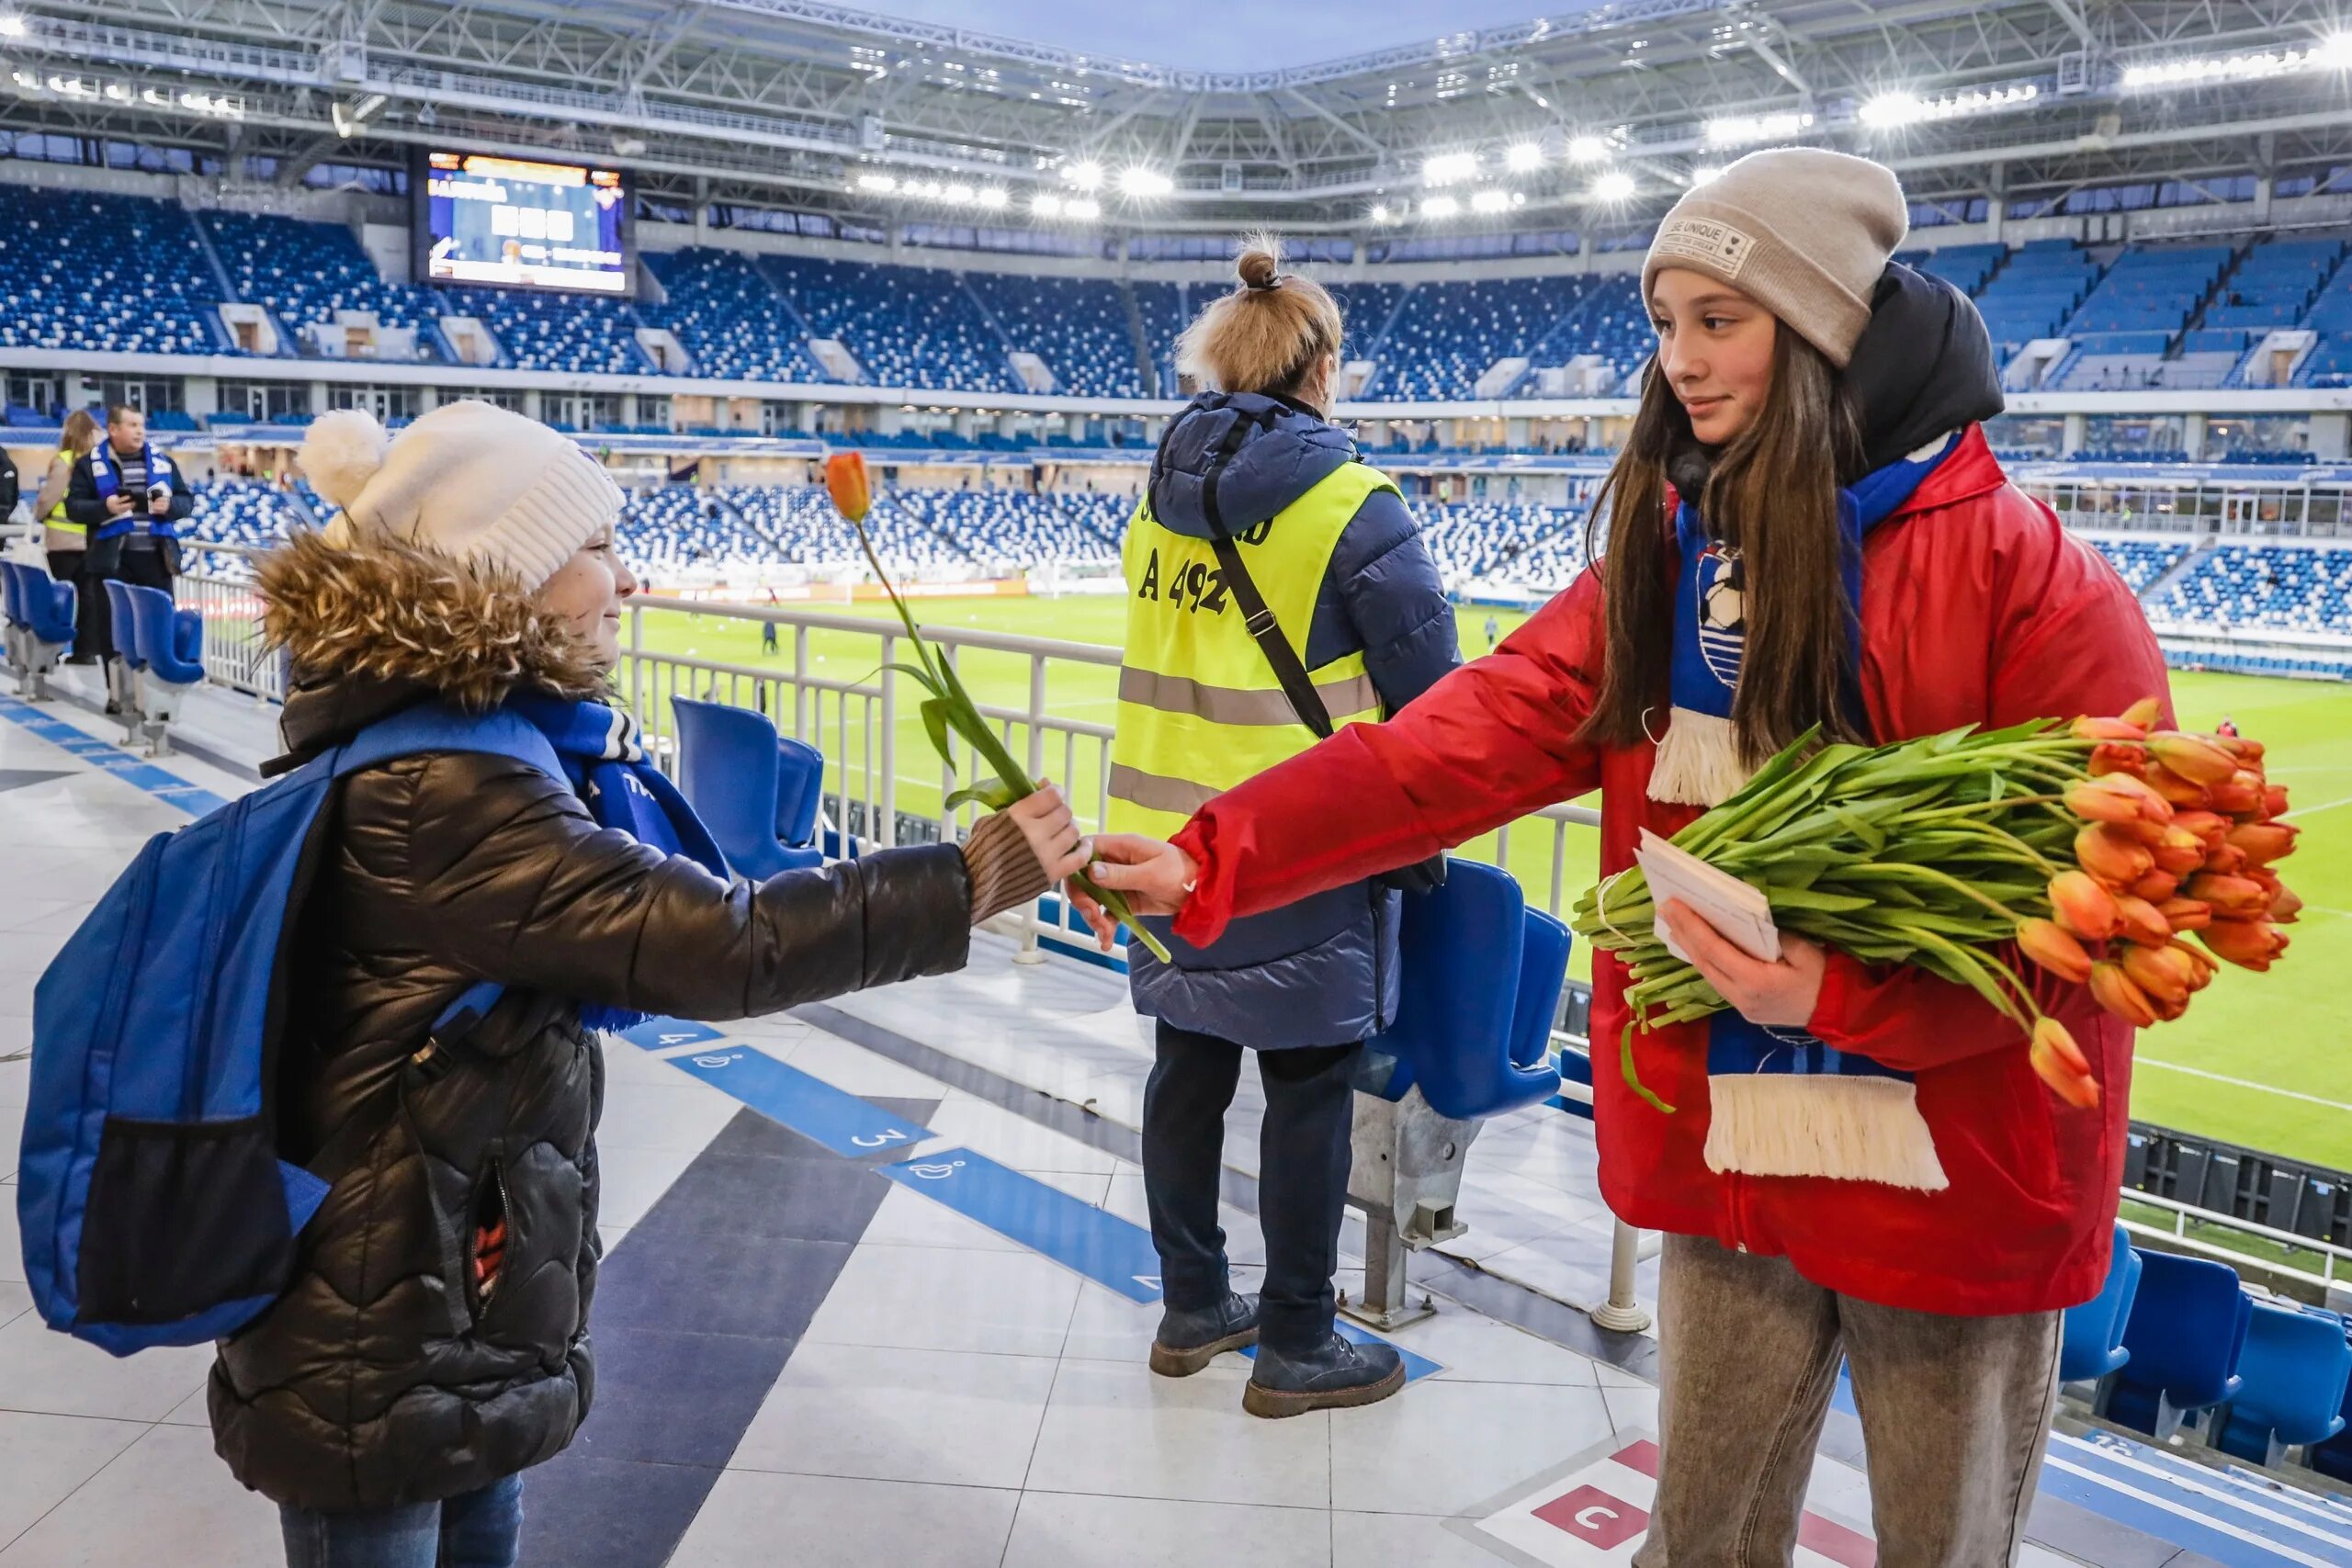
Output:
top-left (663, 1042), bottom-right (931, 1159)
top-left (0, 696), bottom-right (229, 816)
top-left (2040, 1446), bottom-right (2335, 1568)
top-left (2054, 1433), bottom-right (2352, 1560)
top-left (880, 1145), bottom-right (1163, 1303)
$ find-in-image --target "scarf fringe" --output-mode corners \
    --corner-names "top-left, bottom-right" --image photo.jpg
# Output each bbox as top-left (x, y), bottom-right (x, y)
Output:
top-left (1647, 706), bottom-right (1749, 807)
top-left (1703, 1073), bottom-right (1950, 1191)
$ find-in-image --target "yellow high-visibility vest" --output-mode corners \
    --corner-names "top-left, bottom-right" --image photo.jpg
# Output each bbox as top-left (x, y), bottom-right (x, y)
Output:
top-left (43, 447), bottom-right (85, 536)
top-left (1107, 461), bottom-right (1398, 839)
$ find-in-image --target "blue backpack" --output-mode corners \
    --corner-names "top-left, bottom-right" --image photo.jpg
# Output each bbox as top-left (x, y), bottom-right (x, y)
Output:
top-left (16, 704), bottom-right (560, 1355)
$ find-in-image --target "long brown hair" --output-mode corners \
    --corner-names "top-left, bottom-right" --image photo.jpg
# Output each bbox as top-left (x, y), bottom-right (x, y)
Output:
top-left (62, 408), bottom-right (99, 456)
top-left (1577, 326), bottom-right (1867, 764)
top-left (1174, 234), bottom-right (1344, 400)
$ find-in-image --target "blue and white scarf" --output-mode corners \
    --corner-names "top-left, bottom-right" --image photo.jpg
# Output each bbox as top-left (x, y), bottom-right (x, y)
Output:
top-left (1656, 434), bottom-right (1962, 1191)
top-left (504, 693), bottom-right (729, 1033)
top-left (89, 442), bottom-right (179, 543)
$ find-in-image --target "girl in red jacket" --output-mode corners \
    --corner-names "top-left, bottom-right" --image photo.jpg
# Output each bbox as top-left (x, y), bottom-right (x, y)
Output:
top-left (1080, 148), bottom-right (2169, 1565)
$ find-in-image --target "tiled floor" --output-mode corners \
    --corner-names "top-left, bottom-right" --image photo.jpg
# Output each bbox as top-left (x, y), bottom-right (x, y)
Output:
top-left (0, 683), bottom-right (2267, 1568)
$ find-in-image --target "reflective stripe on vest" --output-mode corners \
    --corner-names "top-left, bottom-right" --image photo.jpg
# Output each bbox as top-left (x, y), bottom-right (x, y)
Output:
top-left (1106, 461), bottom-right (1398, 839)
top-left (42, 447), bottom-right (85, 536)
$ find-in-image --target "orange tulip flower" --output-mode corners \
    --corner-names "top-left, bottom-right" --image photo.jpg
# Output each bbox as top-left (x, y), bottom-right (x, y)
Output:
top-left (2112, 894), bottom-right (2173, 948)
top-left (2075, 824), bottom-right (2154, 887)
top-left (2225, 822), bottom-right (2299, 866)
top-left (2030, 1018), bottom-right (2099, 1110)
top-left (823, 451), bottom-right (873, 523)
top-left (2017, 919), bottom-right (2094, 983)
top-left (2087, 962), bottom-right (2160, 1028)
top-left (2156, 896), bottom-right (2212, 931)
top-left (2146, 731), bottom-right (2237, 786)
top-left (2048, 871), bottom-right (2122, 942)
top-left (2199, 919), bottom-right (2289, 972)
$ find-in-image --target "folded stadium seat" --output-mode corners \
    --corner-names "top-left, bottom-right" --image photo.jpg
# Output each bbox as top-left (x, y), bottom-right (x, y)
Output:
top-left (6, 562), bottom-right (78, 700)
top-left (2060, 1224), bottom-right (2142, 1383)
top-left (2213, 1302), bottom-right (2352, 1466)
top-left (100, 579), bottom-right (147, 742)
top-left (1, 560), bottom-right (25, 677)
top-left (1359, 859), bottom-right (1570, 1122)
top-left (2109, 1251), bottom-right (2252, 1439)
top-left (122, 583), bottom-right (204, 757)
top-left (670, 697), bottom-right (828, 877)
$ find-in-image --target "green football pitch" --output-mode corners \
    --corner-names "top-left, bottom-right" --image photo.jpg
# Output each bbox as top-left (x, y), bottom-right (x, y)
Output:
top-left (638, 595), bottom-right (2352, 1172)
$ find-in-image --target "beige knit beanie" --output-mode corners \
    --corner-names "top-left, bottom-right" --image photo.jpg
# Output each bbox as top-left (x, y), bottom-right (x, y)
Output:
top-left (1642, 148), bottom-right (1909, 367)
top-left (299, 400), bottom-right (623, 590)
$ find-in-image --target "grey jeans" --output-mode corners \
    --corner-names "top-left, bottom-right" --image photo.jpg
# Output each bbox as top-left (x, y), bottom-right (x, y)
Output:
top-left (1633, 1234), bottom-right (2063, 1568)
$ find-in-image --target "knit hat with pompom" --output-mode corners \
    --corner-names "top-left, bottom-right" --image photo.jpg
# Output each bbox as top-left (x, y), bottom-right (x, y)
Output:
top-left (299, 400), bottom-right (623, 591)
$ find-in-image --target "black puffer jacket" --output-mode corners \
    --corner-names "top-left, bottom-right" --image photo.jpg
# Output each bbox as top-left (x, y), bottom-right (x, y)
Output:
top-left (209, 531), bottom-right (978, 1511)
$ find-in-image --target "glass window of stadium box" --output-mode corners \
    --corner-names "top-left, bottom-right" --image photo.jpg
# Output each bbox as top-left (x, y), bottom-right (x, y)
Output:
top-left (1984, 415), bottom-right (2064, 459)
top-left (2082, 414), bottom-right (2189, 458)
top-left (6, 371), bottom-right (64, 421)
top-left (548, 393), bottom-right (624, 432)
top-left (2206, 415), bottom-right (2312, 459)
top-left (215, 379), bottom-right (308, 423)
top-left (453, 388), bottom-right (526, 412)
top-left (326, 385), bottom-right (420, 422)
top-left (94, 377), bottom-right (184, 415)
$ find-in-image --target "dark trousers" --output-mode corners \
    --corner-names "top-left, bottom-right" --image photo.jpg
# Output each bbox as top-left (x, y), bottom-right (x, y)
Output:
top-left (1142, 1021), bottom-right (1360, 1353)
top-left (92, 548), bottom-right (173, 666)
top-left (44, 547), bottom-right (96, 659)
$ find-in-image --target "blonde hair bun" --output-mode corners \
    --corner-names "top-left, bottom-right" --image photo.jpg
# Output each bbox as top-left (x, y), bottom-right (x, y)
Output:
top-left (1176, 232), bottom-right (1343, 395)
top-left (1237, 240), bottom-right (1282, 290)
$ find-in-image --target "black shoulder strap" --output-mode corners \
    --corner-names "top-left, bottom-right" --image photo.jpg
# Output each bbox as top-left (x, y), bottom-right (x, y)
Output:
top-left (1197, 412), bottom-right (1335, 740)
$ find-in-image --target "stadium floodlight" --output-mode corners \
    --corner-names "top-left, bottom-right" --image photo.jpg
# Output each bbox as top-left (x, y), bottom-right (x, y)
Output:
top-left (1421, 194), bottom-right (1461, 219)
top-left (1118, 167), bottom-right (1173, 197)
top-left (1689, 164), bottom-right (1724, 186)
top-left (1422, 151), bottom-right (1479, 186)
top-left (1591, 171), bottom-right (1637, 202)
top-left (2124, 36), bottom-right (2352, 88)
top-left (1703, 110), bottom-right (1813, 149)
top-left (0, 14), bottom-right (26, 36)
top-left (1470, 188), bottom-right (1512, 214)
top-left (942, 183), bottom-right (976, 205)
top-left (1860, 84), bottom-right (2039, 129)
top-left (856, 173), bottom-right (898, 193)
top-left (1064, 197), bottom-right (1102, 220)
top-left (1566, 134), bottom-right (1611, 164)
top-left (1032, 192), bottom-right (1064, 217)
top-left (1370, 202), bottom-right (1391, 222)
top-left (977, 187), bottom-right (1008, 209)
top-left (1504, 141), bottom-right (1544, 173)
top-left (1065, 160), bottom-right (1103, 190)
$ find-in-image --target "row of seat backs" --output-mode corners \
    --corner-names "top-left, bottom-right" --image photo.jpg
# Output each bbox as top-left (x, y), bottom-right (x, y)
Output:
top-left (102, 582), bottom-right (202, 683)
top-left (2085, 1231), bottom-right (2352, 1459)
top-left (0, 559), bottom-right (76, 646)
top-left (670, 696), bottom-right (825, 879)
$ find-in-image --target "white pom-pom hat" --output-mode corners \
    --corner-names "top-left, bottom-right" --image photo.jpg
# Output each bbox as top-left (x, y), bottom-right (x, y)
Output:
top-left (300, 400), bottom-right (623, 591)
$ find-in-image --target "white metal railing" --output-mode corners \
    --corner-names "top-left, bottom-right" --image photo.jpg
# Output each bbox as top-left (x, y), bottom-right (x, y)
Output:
top-left (180, 544), bottom-right (283, 701)
top-left (2122, 1190), bottom-right (2352, 1295)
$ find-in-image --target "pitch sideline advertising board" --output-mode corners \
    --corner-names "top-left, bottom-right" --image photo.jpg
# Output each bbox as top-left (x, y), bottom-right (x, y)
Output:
top-left (415, 150), bottom-right (632, 296)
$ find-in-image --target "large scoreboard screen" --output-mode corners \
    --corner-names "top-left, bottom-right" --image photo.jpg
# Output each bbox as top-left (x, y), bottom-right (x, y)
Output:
top-left (416, 151), bottom-right (631, 296)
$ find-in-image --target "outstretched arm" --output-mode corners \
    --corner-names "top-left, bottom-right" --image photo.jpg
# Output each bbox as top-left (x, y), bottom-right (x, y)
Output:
top-left (1087, 571), bottom-right (1611, 948)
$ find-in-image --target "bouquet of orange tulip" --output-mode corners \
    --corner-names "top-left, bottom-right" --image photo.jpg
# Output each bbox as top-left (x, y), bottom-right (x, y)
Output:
top-left (1572, 697), bottom-right (2301, 1113)
top-left (821, 452), bottom-right (1171, 961)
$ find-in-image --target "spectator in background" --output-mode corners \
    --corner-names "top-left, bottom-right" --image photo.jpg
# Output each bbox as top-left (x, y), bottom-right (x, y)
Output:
top-left (67, 404), bottom-right (193, 695)
top-left (32, 410), bottom-right (101, 662)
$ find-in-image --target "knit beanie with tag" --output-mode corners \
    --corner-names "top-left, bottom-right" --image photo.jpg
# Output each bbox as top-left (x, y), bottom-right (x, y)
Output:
top-left (1641, 148), bottom-right (1910, 367)
top-left (298, 400), bottom-right (622, 591)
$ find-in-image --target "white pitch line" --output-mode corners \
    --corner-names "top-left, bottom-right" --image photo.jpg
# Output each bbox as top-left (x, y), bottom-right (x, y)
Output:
top-left (2133, 1057), bottom-right (2352, 1114)
top-left (2281, 792), bottom-right (2352, 819)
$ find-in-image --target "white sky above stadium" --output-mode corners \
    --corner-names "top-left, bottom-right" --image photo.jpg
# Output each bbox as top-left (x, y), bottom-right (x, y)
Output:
top-left (842, 0), bottom-right (1561, 71)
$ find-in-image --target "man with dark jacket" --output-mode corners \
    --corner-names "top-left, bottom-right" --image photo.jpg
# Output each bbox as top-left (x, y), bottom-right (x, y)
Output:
top-left (65, 403), bottom-right (193, 675)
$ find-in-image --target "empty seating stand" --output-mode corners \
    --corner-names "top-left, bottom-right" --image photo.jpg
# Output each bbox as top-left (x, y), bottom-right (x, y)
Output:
top-left (2214, 1300), bottom-right (2352, 1467)
top-left (2109, 1249), bottom-right (2252, 1439)
top-left (670, 697), bottom-right (827, 877)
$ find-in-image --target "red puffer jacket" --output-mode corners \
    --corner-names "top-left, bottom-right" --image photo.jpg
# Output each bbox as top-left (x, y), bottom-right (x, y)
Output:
top-left (1169, 428), bottom-right (2171, 1315)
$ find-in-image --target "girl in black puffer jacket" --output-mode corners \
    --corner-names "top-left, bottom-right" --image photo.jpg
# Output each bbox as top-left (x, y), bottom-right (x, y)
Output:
top-left (217, 404), bottom-right (1087, 1568)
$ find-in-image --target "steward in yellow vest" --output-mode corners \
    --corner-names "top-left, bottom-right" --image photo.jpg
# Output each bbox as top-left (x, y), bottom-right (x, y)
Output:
top-left (1108, 391), bottom-right (1458, 1049)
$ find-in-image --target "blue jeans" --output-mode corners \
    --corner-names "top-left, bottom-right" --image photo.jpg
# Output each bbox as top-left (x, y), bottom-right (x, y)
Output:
top-left (279, 1474), bottom-right (523, 1568)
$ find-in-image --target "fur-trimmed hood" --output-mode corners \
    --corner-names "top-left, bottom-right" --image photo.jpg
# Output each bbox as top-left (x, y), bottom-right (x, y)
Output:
top-left (260, 527), bottom-right (606, 713)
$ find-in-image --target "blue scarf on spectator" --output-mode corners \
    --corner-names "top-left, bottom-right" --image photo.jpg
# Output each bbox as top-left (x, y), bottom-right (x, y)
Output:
top-left (503, 693), bottom-right (729, 1032)
top-left (1660, 433), bottom-right (1962, 1192)
top-left (89, 442), bottom-right (179, 541)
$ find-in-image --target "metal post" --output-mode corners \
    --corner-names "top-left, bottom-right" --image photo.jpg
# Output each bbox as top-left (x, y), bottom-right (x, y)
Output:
top-left (876, 631), bottom-right (897, 849)
top-left (1013, 652), bottom-right (1048, 964)
top-left (1589, 1220), bottom-right (1653, 1333)
top-left (1356, 1211), bottom-right (1412, 1326)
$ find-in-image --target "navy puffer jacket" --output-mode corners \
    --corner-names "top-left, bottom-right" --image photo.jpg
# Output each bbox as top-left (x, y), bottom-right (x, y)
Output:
top-left (1125, 391), bottom-right (1458, 1048)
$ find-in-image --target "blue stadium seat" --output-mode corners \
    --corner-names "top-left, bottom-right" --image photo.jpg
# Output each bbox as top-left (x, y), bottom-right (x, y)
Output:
top-left (640, 248), bottom-right (826, 382)
top-left (964, 272), bottom-right (1144, 398)
top-left (121, 583), bottom-right (204, 754)
top-left (671, 696), bottom-right (826, 878)
top-left (2152, 545), bottom-right (2352, 636)
top-left (2109, 1251), bottom-right (2251, 1438)
top-left (2213, 1302), bottom-right (2352, 1465)
top-left (0, 187), bottom-right (227, 355)
top-left (1361, 859), bottom-right (1569, 1122)
top-left (2059, 1224), bottom-right (2141, 1382)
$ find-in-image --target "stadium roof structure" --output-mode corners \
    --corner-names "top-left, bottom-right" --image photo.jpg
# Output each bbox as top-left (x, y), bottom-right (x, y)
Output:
top-left (2, 0), bottom-right (2348, 234)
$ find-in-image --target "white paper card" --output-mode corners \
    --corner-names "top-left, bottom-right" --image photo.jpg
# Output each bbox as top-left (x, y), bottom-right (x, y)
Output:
top-left (1636, 829), bottom-right (1781, 964)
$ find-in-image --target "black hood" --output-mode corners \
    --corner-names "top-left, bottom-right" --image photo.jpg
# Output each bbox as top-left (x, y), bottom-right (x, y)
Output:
top-left (1844, 261), bottom-right (2006, 474)
top-left (1146, 391), bottom-right (1356, 540)
top-left (1671, 261), bottom-right (2005, 501)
